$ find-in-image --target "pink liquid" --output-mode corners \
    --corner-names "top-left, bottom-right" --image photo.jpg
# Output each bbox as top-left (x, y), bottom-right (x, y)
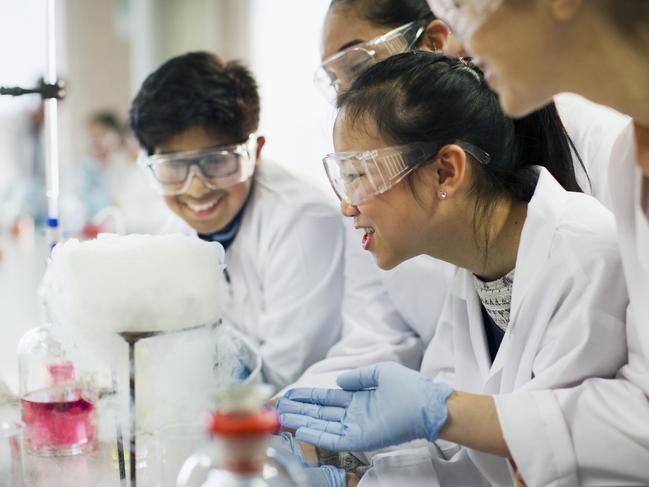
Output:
top-left (21, 385), bottom-right (97, 456)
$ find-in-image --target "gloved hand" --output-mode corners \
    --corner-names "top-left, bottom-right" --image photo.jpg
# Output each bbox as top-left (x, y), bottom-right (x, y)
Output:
top-left (304, 465), bottom-right (346, 487)
top-left (278, 362), bottom-right (453, 452)
top-left (269, 433), bottom-right (346, 487)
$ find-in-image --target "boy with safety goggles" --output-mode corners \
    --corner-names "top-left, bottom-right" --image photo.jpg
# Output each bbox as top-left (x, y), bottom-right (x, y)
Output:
top-left (129, 51), bottom-right (345, 390)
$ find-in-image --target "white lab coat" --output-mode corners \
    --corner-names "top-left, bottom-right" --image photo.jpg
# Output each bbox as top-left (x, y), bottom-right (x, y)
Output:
top-left (360, 167), bottom-right (629, 487)
top-left (164, 161), bottom-right (345, 390)
top-left (288, 219), bottom-right (454, 390)
top-left (554, 93), bottom-right (630, 206)
top-left (496, 122), bottom-right (649, 486)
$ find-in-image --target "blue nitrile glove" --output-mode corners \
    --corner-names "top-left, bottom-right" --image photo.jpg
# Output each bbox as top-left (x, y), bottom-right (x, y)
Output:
top-left (269, 433), bottom-right (346, 487)
top-left (278, 362), bottom-right (453, 452)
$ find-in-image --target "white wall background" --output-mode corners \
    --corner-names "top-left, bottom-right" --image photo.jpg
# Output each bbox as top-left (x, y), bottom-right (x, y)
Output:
top-left (249, 0), bottom-right (337, 194)
top-left (0, 0), bottom-right (47, 188)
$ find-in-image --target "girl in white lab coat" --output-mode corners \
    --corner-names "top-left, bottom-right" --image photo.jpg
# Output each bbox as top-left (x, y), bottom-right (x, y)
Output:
top-left (293, 0), bottom-right (629, 393)
top-left (278, 52), bottom-right (629, 486)
top-left (129, 52), bottom-right (345, 390)
top-left (419, 0), bottom-right (649, 484)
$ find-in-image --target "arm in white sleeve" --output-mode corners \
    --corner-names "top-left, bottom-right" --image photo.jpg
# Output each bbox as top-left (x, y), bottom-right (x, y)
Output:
top-left (496, 306), bottom-right (649, 486)
top-left (290, 220), bottom-right (450, 390)
top-left (257, 208), bottom-right (345, 389)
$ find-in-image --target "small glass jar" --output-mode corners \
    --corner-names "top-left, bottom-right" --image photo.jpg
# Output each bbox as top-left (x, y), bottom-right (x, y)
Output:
top-left (176, 387), bottom-right (306, 487)
top-left (17, 325), bottom-right (98, 456)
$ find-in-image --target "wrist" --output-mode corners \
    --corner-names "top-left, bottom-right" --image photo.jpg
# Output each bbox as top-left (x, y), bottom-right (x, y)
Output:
top-left (437, 390), bottom-right (511, 458)
top-left (423, 381), bottom-right (454, 442)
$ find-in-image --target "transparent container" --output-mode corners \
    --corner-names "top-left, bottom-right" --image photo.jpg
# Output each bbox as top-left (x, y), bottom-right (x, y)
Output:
top-left (176, 387), bottom-right (306, 487)
top-left (17, 325), bottom-right (98, 456)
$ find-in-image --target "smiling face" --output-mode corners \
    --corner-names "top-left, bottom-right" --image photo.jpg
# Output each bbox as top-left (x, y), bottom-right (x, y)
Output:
top-left (333, 113), bottom-right (445, 270)
top-left (156, 125), bottom-right (259, 235)
top-left (464, 1), bottom-right (571, 117)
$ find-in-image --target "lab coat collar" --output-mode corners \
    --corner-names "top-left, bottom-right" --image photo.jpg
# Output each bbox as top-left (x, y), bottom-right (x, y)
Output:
top-left (452, 167), bottom-right (571, 385)
top-left (508, 167), bottom-right (569, 323)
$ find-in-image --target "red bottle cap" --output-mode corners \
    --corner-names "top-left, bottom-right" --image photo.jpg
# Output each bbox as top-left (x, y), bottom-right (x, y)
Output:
top-left (207, 407), bottom-right (279, 438)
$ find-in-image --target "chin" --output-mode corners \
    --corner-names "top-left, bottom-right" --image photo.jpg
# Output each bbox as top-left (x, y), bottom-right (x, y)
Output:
top-left (499, 87), bottom-right (553, 119)
top-left (190, 218), bottom-right (227, 235)
top-left (373, 252), bottom-right (400, 271)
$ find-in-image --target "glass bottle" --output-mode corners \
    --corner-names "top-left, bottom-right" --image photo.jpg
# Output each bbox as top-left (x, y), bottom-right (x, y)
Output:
top-left (17, 325), bottom-right (98, 456)
top-left (176, 387), bottom-right (306, 487)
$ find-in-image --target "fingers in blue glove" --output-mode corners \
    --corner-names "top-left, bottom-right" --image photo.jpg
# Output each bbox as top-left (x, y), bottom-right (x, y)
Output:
top-left (304, 465), bottom-right (346, 487)
top-left (336, 364), bottom-right (383, 391)
top-left (295, 427), bottom-right (349, 452)
top-left (284, 388), bottom-right (353, 407)
top-left (280, 414), bottom-right (345, 435)
top-left (278, 398), bottom-right (346, 421)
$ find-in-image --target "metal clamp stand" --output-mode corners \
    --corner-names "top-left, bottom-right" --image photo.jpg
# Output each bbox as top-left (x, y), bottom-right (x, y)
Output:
top-left (118, 325), bottom-right (209, 486)
top-left (118, 332), bottom-right (158, 487)
top-left (0, 0), bottom-right (65, 251)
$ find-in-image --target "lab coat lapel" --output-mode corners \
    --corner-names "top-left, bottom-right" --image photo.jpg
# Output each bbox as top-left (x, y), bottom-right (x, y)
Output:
top-left (459, 271), bottom-right (493, 384)
top-left (487, 168), bottom-right (570, 391)
top-left (220, 227), bottom-right (249, 327)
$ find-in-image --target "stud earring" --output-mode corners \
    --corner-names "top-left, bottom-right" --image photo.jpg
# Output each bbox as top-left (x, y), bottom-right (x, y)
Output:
top-left (438, 190), bottom-right (447, 200)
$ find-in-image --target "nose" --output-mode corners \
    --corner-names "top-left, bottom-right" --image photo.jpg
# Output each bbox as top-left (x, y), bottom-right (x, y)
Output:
top-left (185, 167), bottom-right (211, 197)
top-left (340, 200), bottom-right (359, 217)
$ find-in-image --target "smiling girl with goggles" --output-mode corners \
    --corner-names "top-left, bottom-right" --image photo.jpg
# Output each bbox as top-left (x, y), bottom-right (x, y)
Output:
top-left (141, 134), bottom-right (258, 196)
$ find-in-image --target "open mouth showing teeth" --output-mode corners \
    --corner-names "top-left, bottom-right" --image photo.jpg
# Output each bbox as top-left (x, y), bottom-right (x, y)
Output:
top-left (362, 228), bottom-right (375, 250)
top-left (185, 197), bottom-right (221, 214)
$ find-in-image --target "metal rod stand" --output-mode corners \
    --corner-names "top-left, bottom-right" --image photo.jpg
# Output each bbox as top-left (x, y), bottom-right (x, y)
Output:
top-left (128, 340), bottom-right (136, 487)
top-left (117, 325), bottom-right (209, 486)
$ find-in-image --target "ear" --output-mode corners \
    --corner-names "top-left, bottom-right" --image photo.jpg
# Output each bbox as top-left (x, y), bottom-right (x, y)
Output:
top-left (433, 144), bottom-right (468, 198)
top-left (255, 136), bottom-right (266, 168)
top-left (421, 19), bottom-right (450, 52)
top-left (545, 0), bottom-right (584, 22)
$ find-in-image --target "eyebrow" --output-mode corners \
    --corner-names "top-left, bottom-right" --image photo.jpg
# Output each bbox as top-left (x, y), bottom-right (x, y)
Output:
top-left (337, 39), bottom-right (364, 53)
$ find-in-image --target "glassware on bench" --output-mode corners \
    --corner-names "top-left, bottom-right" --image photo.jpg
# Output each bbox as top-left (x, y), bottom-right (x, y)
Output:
top-left (176, 386), bottom-right (307, 487)
top-left (17, 325), bottom-right (98, 457)
top-left (0, 420), bottom-right (25, 487)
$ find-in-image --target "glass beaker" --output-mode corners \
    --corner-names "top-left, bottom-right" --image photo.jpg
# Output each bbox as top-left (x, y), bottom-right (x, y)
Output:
top-left (0, 420), bottom-right (25, 487)
top-left (17, 326), bottom-right (98, 456)
top-left (155, 421), bottom-right (210, 487)
top-left (176, 386), bottom-right (307, 487)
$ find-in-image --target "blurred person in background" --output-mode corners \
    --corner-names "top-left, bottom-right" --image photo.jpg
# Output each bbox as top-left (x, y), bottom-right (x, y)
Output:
top-left (66, 110), bottom-right (168, 237)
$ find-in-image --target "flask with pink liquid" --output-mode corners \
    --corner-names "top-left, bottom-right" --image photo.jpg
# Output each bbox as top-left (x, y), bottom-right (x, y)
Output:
top-left (17, 326), bottom-right (98, 456)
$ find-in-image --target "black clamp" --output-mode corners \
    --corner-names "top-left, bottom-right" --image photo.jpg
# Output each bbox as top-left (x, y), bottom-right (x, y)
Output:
top-left (0, 78), bottom-right (66, 100)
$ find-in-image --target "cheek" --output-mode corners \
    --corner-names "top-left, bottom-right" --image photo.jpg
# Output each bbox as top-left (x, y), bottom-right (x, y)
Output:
top-left (163, 195), bottom-right (180, 211)
top-left (225, 182), bottom-right (251, 210)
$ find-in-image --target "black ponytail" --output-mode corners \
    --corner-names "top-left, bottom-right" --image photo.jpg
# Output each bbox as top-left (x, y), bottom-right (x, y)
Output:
top-left (509, 104), bottom-right (582, 199)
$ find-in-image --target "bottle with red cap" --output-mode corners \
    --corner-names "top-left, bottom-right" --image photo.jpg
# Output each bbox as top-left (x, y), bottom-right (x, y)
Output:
top-left (176, 386), bottom-right (307, 487)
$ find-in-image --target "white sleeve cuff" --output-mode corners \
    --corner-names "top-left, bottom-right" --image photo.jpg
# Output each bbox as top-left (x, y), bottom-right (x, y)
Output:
top-left (495, 390), bottom-right (579, 487)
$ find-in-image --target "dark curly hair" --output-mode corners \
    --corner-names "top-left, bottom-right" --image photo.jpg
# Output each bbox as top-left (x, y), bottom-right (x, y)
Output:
top-left (129, 51), bottom-right (259, 155)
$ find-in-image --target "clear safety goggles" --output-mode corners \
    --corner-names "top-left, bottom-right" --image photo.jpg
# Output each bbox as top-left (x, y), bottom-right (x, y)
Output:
top-left (315, 19), bottom-right (429, 104)
top-left (323, 140), bottom-right (490, 205)
top-left (140, 134), bottom-right (258, 196)
top-left (426, 0), bottom-right (503, 41)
